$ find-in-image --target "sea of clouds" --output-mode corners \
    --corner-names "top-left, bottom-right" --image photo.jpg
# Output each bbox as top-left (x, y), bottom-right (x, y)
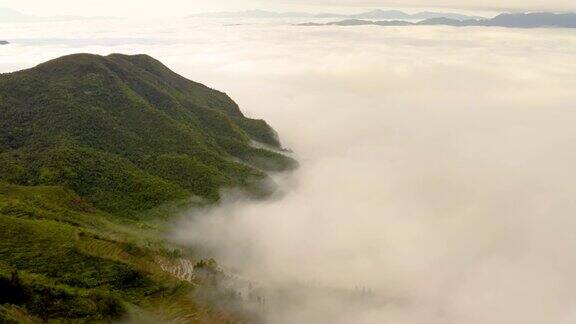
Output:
top-left (3, 18), bottom-right (576, 323)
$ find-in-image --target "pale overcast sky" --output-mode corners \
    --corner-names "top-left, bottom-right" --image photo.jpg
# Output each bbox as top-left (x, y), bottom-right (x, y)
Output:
top-left (1, 0), bottom-right (575, 17)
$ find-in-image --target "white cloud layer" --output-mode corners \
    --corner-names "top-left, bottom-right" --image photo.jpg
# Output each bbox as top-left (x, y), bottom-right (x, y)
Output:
top-left (3, 18), bottom-right (576, 323)
top-left (171, 23), bottom-right (576, 323)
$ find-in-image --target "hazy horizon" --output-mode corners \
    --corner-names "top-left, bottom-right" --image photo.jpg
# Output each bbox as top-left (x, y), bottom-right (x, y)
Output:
top-left (1, 0), bottom-right (576, 18)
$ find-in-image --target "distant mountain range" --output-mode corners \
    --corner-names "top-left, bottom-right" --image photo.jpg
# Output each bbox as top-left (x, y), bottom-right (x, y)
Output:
top-left (189, 9), bottom-right (485, 21)
top-left (0, 7), bottom-right (118, 23)
top-left (298, 12), bottom-right (576, 29)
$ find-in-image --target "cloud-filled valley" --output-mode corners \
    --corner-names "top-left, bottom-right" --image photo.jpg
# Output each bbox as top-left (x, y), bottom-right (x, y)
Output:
top-left (3, 18), bottom-right (576, 323)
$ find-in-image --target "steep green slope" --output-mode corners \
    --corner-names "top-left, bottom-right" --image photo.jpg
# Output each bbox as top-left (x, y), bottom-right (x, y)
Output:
top-left (0, 54), bottom-right (296, 322)
top-left (0, 53), bottom-right (296, 215)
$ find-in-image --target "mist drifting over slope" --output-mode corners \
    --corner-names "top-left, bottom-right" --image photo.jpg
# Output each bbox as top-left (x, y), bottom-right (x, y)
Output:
top-left (3, 18), bottom-right (576, 323)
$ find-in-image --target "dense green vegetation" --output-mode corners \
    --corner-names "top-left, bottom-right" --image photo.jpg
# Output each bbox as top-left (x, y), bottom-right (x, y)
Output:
top-left (0, 54), bottom-right (296, 322)
top-left (0, 53), bottom-right (297, 215)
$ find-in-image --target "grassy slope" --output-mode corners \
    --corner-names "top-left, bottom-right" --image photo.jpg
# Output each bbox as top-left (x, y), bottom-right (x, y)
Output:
top-left (0, 182), bottom-right (244, 322)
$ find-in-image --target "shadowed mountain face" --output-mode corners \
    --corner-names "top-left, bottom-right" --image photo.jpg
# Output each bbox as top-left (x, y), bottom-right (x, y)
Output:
top-left (300, 12), bottom-right (576, 29)
top-left (0, 41), bottom-right (8, 45)
top-left (0, 54), bottom-right (296, 215)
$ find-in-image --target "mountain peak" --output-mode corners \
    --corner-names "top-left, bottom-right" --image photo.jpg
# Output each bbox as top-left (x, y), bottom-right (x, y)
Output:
top-left (0, 53), bottom-right (296, 215)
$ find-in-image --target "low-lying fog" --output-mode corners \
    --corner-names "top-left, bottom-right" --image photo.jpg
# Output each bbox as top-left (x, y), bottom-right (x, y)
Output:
top-left (3, 18), bottom-right (576, 323)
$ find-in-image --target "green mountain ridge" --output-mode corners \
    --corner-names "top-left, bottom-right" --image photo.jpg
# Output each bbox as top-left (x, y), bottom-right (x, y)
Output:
top-left (0, 53), bottom-right (297, 215)
top-left (0, 54), bottom-right (296, 322)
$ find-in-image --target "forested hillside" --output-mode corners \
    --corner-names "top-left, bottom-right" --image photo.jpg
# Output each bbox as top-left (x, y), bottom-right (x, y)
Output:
top-left (0, 54), bottom-right (296, 322)
top-left (0, 53), bottom-right (296, 215)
